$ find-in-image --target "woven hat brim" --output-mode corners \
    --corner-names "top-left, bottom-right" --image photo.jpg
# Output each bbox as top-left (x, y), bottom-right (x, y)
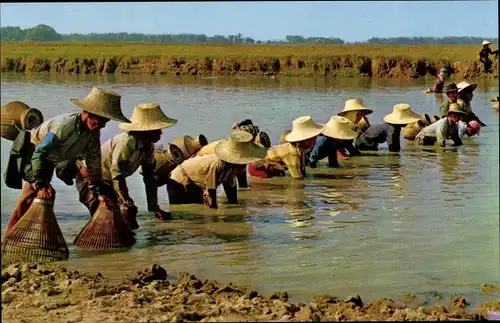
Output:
top-left (322, 127), bottom-right (359, 140)
top-left (119, 118), bottom-right (177, 131)
top-left (214, 140), bottom-right (268, 165)
top-left (383, 114), bottom-right (421, 125)
top-left (446, 109), bottom-right (467, 116)
top-left (458, 84), bottom-right (477, 92)
top-left (70, 99), bottom-right (131, 123)
top-left (338, 108), bottom-right (373, 116)
top-left (285, 124), bottom-right (326, 142)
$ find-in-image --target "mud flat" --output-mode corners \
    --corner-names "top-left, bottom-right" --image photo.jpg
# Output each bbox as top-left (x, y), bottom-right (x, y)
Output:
top-left (2, 262), bottom-right (499, 322)
top-left (1, 42), bottom-right (498, 79)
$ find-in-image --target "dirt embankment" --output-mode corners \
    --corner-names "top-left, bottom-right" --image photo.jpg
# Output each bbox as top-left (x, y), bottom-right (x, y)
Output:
top-left (2, 263), bottom-right (499, 322)
top-left (1, 55), bottom-right (498, 79)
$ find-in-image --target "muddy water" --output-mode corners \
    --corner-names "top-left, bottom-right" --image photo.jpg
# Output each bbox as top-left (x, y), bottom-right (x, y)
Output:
top-left (1, 73), bottom-right (498, 307)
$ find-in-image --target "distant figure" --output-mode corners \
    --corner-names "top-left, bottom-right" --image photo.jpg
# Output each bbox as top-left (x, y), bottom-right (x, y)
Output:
top-left (479, 40), bottom-right (498, 73)
top-left (425, 68), bottom-right (448, 93)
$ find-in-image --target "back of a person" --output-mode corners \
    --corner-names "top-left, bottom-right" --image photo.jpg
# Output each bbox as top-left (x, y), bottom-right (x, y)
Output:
top-left (196, 140), bottom-right (223, 157)
top-left (171, 154), bottom-right (220, 186)
top-left (420, 117), bottom-right (446, 137)
top-left (30, 112), bottom-right (78, 145)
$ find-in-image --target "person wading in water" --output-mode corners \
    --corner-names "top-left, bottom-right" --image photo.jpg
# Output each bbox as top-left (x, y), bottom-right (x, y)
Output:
top-left (415, 103), bottom-right (466, 148)
top-left (75, 103), bottom-right (176, 229)
top-left (439, 83), bottom-right (460, 117)
top-left (5, 87), bottom-right (130, 233)
top-left (479, 40), bottom-right (498, 73)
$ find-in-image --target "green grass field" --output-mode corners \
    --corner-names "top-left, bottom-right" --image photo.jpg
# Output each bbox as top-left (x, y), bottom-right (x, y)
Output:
top-left (0, 42), bottom-right (482, 61)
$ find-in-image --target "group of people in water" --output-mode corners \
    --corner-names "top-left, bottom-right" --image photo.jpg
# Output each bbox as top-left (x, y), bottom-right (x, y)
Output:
top-left (4, 76), bottom-right (484, 232)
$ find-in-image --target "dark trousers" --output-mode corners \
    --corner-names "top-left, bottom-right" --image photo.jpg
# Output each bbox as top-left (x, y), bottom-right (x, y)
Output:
top-left (75, 174), bottom-right (117, 216)
top-left (166, 178), bottom-right (204, 204)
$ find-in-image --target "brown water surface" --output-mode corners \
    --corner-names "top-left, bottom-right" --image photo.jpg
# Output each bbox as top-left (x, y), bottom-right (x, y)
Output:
top-left (1, 73), bottom-right (498, 307)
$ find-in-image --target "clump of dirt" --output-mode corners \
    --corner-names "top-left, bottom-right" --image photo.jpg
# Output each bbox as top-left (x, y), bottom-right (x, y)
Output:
top-left (0, 263), bottom-right (492, 322)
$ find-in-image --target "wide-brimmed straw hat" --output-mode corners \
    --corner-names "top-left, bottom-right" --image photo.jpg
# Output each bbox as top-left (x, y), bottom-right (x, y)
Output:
top-left (446, 103), bottom-right (467, 116)
top-left (214, 131), bottom-right (268, 165)
top-left (383, 103), bottom-right (421, 125)
top-left (285, 116), bottom-right (325, 142)
top-left (457, 81), bottom-right (477, 93)
top-left (119, 103), bottom-right (177, 131)
top-left (70, 87), bottom-right (130, 123)
top-left (322, 116), bottom-right (359, 140)
top-left (444, 83), bottom-right (459, 93)
top-left (338, 98), bottom-right (373, 117)
top-left (482, 40), bottom-right (492, 46)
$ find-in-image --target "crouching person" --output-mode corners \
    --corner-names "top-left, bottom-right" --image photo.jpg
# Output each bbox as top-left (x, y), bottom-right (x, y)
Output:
top-left (167, 131), bottom-right (267, 209)
top-left (5, 87), bottom-right (128, 233)
top-left (76, 103), bottom-right (176, 229)
top-left (415, 103), bottom-right (465, 147)
top-left (307, 116), bottom-right (359, 168)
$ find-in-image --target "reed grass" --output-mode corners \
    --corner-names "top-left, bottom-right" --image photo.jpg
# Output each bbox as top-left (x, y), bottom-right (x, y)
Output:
top-left (0, 42), bottom-right (481, 61)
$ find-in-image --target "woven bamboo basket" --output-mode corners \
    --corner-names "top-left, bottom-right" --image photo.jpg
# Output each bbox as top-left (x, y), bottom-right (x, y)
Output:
top-left (1, 198), bottom-right (69, 264)
top-left (432, 115), bottom-right (441, 123)
top-left (139, 143), bottom-right (184, 187)
top-left (171, 134), bottom-right (208, 159)
top-left (419, 114), bottom-right (432, 126)
top-left (74, 202), bottom-right (135, 251)
top-left (1, 101), bottom-right (44, 141)
top-left (403, 121), bottom-right (426, 141)
top-left (279, 129), bottom-right (292, 144)
top-left (255, 131), bottom-right (271, 148)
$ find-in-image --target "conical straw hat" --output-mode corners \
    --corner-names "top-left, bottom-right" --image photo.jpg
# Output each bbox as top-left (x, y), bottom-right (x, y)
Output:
top-left (285, 116), bottom-right (325, 142)
top-left (383, 103), bottom-right (421, 125)
top-left (1, 198), bottom-right (69, 264)
top-left (214, 131), bottom-right (268, 165)
top-left (119, 103), bottom-right (177, 132)
top-left (446, 103), bottom-right (467, 116)
top-left (280, 129), bottom-right (291, 144)
top-left (255, 131), bottom-right (271, 148)
top-left (456, 81), bottom-right (477, 93)
top-left (74, 202), bottom-right (135, 251)
top-left (338, 98), bottom-right (373, 117)
top-left (482, 40), bottom-right (492, 46)
top-left (322, 116), bottom-right (359, 140)
top-left (70, 87), bottom-right (130, 123)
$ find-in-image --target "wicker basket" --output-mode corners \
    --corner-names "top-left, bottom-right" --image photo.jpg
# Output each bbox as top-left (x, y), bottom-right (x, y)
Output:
top-left (171, 134), bottom-right (208, 159)
top-left (1, 101), bottom-right (44, 141)
top-left (255, 131), bottom-right (271, 148)
top-left (1, 198), bottom-right (69, 264)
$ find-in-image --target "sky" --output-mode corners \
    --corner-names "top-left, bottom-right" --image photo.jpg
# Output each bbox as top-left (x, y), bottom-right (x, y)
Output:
top-left (0, 1), bottom-right (498, 42)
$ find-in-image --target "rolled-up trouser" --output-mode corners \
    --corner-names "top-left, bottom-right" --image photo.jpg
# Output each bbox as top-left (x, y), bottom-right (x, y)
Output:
top-left (75, 173), bottom-right (117, 216)
top-left (166, 178), bottom-right (204, 204)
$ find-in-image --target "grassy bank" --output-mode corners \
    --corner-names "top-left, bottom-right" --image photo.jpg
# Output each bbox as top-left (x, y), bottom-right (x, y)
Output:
top-left (2, 262), bottom-right (499, 322)
top-left (1, 42), bottom-right (497, 78)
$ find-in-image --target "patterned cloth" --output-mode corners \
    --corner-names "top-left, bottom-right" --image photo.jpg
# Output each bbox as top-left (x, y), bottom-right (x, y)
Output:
top-left (265, 143), bottom-right (304, 179)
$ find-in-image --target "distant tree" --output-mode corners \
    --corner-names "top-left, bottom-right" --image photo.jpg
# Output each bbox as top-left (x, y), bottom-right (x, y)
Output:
top-left (23, 24), bottom-right (61, 41)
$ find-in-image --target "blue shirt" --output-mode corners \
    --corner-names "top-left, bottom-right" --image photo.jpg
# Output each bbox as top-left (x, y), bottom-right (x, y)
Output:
top-left (355, 123), bottom-right (402, 152)
top-left (306, 135), bottom-right (339, 168)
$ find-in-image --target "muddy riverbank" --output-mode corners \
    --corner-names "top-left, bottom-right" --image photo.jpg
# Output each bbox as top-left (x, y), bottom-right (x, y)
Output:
top-left (1, 43), bottom-right (498, 78)
top-left (1, 263), bottom-right (499, 322)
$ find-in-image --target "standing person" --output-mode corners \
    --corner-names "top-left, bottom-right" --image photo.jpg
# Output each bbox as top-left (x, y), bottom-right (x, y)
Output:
top-left (415, 103), bottom-right (465, 147)
top-left (337, 98), bottom-right (373, 157)
top-left (439, 83), bottom-right (460, 117)
top-left (249, 116), bottom-right (325, 180)
top-left (456, 81), bottom-right (486, 126)
top-left (306, 116), bottom-right (359, 168)
top-left (355, 104), bottom-right (421, 153)
top-left (5, 87), bottom-right (130, 233)
top-left (167, 131), bottom-right (267, 209)
top-left (479, 40), bottom-right (498, 73)
top-left (75, 103), bottom-right (176, 229)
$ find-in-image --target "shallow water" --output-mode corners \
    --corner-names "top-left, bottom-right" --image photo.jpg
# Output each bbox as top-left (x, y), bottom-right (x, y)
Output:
top-left (1, 73), bottom-right (499, 307)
